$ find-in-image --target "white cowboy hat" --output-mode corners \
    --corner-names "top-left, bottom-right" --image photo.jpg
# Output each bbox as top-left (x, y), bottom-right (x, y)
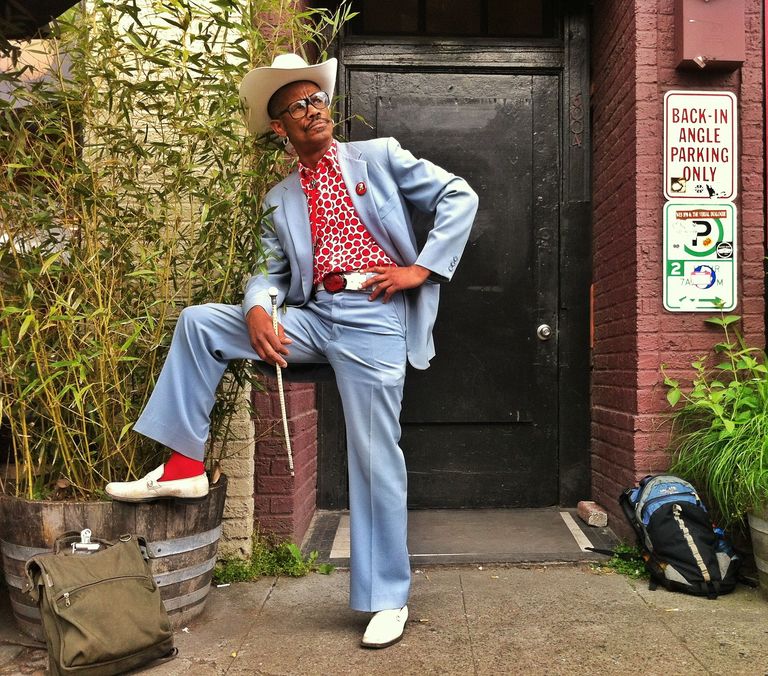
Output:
top-left (239, 53), bottom-right (337, 136)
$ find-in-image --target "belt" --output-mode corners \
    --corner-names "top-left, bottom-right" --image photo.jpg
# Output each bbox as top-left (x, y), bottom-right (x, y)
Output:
top-left (315, 271), bottom-right (374, 294)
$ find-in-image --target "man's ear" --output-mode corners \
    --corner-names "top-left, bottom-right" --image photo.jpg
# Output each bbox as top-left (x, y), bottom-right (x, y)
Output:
top-left (270, 119), bottom-right (287, 138)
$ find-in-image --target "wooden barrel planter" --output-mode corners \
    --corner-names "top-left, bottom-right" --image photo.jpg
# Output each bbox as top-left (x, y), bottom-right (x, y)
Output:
top-left (748, 505), bottom-right (768, 596)
top-left (0, 475), bottom-right (227, 640)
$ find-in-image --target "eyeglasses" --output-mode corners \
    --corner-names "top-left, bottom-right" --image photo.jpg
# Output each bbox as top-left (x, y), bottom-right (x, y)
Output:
top-left (276, 91), bottom-right (330, 120)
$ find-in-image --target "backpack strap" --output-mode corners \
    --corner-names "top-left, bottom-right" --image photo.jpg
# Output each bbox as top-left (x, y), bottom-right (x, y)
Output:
top-left (738, 573), bottom-right (759, 588)
top-left (619, 489), bottom-right (645, 546)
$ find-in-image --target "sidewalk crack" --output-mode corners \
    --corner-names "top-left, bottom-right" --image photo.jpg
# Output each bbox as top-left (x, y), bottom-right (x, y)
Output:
top-left (629, 579), bottom-right (713, 675)
top-left (459, 573), bottom-right (479, 676)
top-left (222, 577), bottom-right (279, 675)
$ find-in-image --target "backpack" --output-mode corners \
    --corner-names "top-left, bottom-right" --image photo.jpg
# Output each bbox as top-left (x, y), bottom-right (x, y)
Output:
top-left (619, 474), bottom-right (742, 598)
top-left (24, 531), bottom-right (175, 676)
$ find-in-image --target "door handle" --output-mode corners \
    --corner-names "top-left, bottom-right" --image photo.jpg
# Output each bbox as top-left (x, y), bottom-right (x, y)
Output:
top-left (536, 324), bottom-right (553, 341)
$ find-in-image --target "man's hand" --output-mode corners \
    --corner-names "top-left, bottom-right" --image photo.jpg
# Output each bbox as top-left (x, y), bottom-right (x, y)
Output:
top-left (246, 306), bottom-right (291, 368)
top-left (362, 264), bottom-right (431, 303)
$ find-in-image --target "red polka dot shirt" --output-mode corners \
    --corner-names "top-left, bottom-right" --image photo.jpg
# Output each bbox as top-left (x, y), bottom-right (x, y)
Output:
top-left (299, 141), bottom-right (396, 285)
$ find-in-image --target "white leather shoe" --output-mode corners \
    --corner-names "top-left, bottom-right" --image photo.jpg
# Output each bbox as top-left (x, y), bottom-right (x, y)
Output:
top-left (361, 605), bottom-right (408, 649)
top-left (105, 464), bottom-right (209, 503)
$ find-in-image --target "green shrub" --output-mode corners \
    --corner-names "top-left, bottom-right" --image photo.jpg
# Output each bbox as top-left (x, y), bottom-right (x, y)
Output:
top-left (663, 314), bottom-right (768, 529)
top-left (214, 532), bottom-right (334, 583)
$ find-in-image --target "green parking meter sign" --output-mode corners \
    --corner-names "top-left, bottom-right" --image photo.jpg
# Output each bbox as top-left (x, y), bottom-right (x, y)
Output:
top-left (663, 202), bottom-right (736, 312)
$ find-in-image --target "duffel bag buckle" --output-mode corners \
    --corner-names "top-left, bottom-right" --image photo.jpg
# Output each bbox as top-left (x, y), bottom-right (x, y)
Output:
top-left (72, 528), bottom-right (101, 553)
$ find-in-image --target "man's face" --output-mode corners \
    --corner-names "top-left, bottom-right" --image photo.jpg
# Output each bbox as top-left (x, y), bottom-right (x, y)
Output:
top-left (269, 81), bottom-right (333, 153)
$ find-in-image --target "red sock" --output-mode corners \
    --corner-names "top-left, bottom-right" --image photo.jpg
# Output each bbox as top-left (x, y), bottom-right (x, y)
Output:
top-left (159, 451), bottom-right (205, 481)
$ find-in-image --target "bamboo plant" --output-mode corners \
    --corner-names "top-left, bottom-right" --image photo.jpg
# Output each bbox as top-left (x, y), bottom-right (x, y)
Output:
top-left (0, 0), bottom-right (352, 499)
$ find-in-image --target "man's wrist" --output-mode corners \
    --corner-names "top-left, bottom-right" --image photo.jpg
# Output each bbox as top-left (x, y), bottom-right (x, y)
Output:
top-left (247, 305), bottom-right (271, 322)
top-left (411, 264), bottom-right (431, 281)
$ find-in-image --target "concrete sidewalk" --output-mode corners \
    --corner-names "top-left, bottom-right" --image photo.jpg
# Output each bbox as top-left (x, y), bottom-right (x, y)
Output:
top-left (2, 563), bottom-right (767, 675)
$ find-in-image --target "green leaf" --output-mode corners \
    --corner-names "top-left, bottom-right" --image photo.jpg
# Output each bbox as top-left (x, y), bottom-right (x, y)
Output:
top-left (666, 388), bottom-right (681, 407)
top-left (125, 28), bottom-right (147, 52)
top-left (17, 313), bottom-right (34, 340)
top-left (285, 542), bottom-right (303, 563)
top-left (39, 251), bottom-right (64, 275)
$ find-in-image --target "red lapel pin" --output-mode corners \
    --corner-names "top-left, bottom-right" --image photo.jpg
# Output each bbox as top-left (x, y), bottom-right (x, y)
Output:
top-left (355, 181), bottom-right (367, 196)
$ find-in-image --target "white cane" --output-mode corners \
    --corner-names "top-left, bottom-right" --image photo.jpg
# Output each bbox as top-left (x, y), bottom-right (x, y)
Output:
top-left (268, 287), bottom-right (294, 477)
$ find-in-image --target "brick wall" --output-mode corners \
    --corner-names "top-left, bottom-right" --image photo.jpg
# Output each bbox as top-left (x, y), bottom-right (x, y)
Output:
top-left (252, 378), bottom-right (318, 543)
top-left (591, 0), bottom-right (765, 537)
top-left (591, 0), bottom-right (641, 532)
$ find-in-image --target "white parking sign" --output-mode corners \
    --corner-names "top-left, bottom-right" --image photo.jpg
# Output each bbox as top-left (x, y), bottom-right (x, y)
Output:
top-left (664, 91), bottom-right (737, 201)
top-left (663, 202), bottom-right (737, 312)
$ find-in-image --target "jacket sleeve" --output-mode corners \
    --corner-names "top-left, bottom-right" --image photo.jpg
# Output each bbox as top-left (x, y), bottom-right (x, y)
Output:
top-left (241, 206), bottom-right (291, 318)
top-left (384, 137), bottom-right (478, 282)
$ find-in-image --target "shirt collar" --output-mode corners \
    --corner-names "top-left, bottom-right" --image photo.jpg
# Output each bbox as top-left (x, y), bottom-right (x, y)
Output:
top-left (299, 140), bottom-right (339, 179)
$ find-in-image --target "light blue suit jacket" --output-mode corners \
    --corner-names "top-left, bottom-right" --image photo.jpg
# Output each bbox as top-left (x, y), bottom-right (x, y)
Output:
top-left (242, 138), bottom-right (478, 369)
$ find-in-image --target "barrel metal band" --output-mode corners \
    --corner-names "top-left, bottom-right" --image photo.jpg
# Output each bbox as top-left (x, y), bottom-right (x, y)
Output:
top-left (13, 588), bottom-right (214, 619)
top-left (1, 540), bottom-right (50, 561)
top-left (2, 525), bottom-right (221, 563)
top-left (748, 512), bottom-right (768, 533)
top-left (4, 571), bottom-right (26, 590)
top-left (146, 525), bottom-right (222, 559)
top-left (162, 583), bottom-right (211, 612)
top-left (7, 557), bottom-right (217, 591)
top-left (153, 556), bottom-right (216, 587)
top-left (10, 598), bottom-right (40, 620)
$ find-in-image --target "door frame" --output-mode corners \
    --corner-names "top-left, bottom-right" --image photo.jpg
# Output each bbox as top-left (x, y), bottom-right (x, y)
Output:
top-left (317, 1), bottom-right (591, 508)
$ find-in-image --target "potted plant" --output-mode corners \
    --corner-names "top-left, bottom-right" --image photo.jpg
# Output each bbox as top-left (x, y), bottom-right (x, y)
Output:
top-left (663, 313), bottom-right (768, 592)
top-left (0, 0), bottom-right (350, 636)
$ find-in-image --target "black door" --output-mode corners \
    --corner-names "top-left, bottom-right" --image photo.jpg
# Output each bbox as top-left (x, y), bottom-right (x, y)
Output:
top-left (317, 1), bottom-right (591, 509)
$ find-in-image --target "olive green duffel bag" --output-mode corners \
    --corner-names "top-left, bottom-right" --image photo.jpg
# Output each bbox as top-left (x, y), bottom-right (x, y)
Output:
top-left (24, 532), bottom-right (175, 676)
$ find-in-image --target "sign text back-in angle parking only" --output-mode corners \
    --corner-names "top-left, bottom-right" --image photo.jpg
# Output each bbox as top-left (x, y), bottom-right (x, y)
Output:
top-left (663, 90), bottom-right (737, 201)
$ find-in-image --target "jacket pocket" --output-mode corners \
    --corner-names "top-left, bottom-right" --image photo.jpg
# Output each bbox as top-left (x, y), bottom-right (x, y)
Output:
top-left (376, 190), bottom-right (401, 220)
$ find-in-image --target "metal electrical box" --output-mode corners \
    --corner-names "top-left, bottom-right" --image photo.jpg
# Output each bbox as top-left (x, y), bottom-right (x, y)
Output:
top-left (674, 0), bottom-right (745, 71)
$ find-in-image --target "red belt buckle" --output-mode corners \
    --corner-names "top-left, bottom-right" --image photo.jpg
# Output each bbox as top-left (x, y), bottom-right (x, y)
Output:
top-left (323, 272), bottom-right (346, 293)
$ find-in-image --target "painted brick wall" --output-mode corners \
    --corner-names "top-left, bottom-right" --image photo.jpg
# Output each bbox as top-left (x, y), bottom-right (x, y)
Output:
top-left (252, 378), bottom-right (318, 543)
top-left (592, 0), bottom-right (765, 537)
top-left (591, 0), bottom-right (641, 533)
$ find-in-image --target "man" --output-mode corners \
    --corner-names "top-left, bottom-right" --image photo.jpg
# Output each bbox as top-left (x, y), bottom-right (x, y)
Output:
top-left (106, 53), bottom-right (478, 648)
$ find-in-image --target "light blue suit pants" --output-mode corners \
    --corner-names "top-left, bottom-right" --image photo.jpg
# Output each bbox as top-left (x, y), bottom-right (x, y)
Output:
top-left (133, 290), bottom-right (411, 612)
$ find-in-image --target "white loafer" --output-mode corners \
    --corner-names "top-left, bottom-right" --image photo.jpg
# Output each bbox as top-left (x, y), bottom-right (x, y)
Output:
top-left (105, 464), bottom-right (209, 503)
top-left (361, 605), bottom-right (408, 649)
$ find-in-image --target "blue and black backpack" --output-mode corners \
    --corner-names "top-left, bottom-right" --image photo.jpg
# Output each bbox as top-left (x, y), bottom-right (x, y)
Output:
top-left (620, 475), bottom-right (744, 598)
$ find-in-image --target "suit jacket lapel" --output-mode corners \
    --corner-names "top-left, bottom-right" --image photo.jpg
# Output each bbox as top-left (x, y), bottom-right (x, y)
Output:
top-left (336, 142), bottom-right (403, 265)
top-left (280, 172), bottom-right (314, 299)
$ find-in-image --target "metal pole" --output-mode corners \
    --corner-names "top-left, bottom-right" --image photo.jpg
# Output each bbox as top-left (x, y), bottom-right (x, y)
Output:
top-left (268, 287), bottom-right (294, 477)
